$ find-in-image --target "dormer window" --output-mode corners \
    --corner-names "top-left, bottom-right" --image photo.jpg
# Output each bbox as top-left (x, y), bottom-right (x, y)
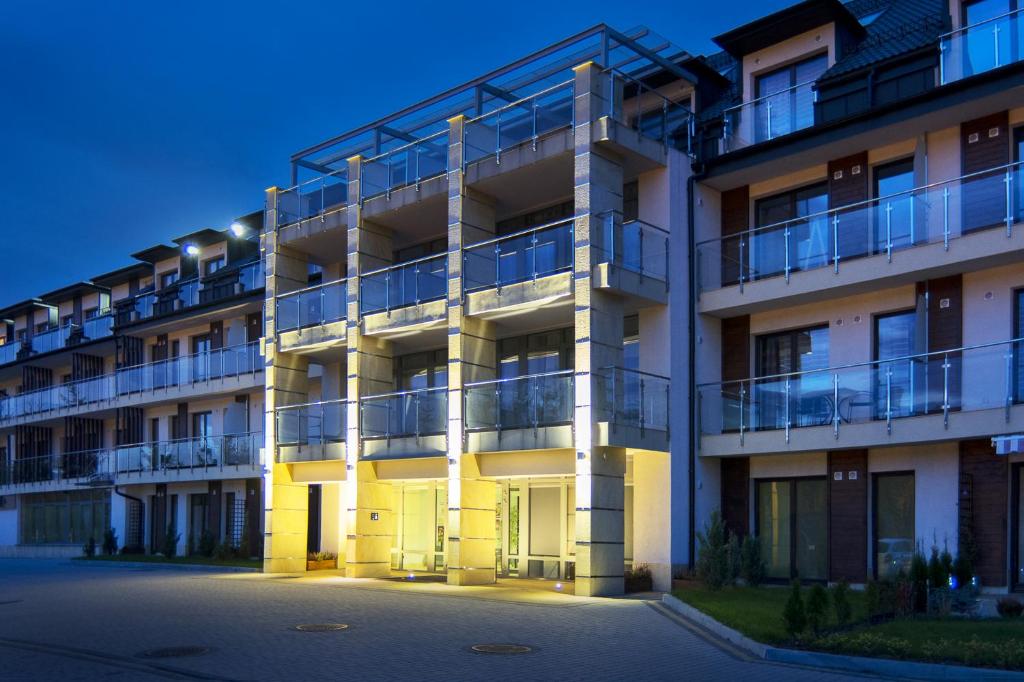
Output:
top-left (159, 270), bottom-right (180, 289)
top-left (203, 256), bottom-right (226, 277)
top-left (754, 53), bottom-right (828, 141)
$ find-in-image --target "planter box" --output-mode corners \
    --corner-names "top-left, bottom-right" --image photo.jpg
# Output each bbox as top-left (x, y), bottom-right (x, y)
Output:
top-left (306, 559), bottom-right (337, 571)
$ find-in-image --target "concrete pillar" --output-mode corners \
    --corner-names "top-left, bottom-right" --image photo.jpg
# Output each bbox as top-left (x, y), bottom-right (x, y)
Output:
top-left (343, 156), bottom-right (394, 578)
top-left (446, 115), bottom-right (498, 585)
top-left (573, 62), bottom-right (627, 597)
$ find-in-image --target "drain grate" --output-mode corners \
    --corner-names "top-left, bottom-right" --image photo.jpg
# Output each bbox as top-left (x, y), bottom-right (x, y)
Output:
top-left (294, 623), bottom-right (349, 632)
top-left (138, 646), bottom-right (210, 659)
top-left (471, 644), bottom-right (533, 655)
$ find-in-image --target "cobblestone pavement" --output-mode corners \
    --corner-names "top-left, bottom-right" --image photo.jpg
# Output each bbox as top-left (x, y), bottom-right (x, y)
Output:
top-left (0, 559), bottom-right (893, 682)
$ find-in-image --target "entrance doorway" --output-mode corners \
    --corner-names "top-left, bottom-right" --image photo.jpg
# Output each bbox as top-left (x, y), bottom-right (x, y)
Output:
top-left (390, 482), bottom-right (447, 573)
top-left (496, 479), bottom-right (576, 581)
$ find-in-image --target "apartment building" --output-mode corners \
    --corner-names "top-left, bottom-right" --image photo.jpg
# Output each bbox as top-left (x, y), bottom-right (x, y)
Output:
top-left (0, 217), bottom-right (265, 559)
top-left (692, 0), bottom-right (1024, 591)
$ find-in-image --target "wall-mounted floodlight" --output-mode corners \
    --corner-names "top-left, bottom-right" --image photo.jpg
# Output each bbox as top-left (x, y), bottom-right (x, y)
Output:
top-left (229, 222), bottom-right (246, 237)
top-left (184, 244), bottom-right (201, 256)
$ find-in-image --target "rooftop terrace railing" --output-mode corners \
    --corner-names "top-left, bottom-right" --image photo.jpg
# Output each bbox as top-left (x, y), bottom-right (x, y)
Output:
top-left (940, 8), bottom-right (1024, 84)
top-left (360, 129), bottom-right (449, 201)
top-left (464, 370), bottom-right (574, 432)
top-left (697, 161), bottom-right (1024, 295)
top-left (698, 338), bottom-right (1024, 443)
top-left (359, 254), bottom-right (447, 316)
top-left (275, 279), bottom-right (347, 333)
top-left (462, 219), bottom-right (575, 293)
top-left (603, 68), bottom-right (694, 153)
top-left (720, 79), bottom-right (817, 153)
top-left (276, 169), bottom-right (349, 230)
top-left (360, 386), bottom-right (447, 440)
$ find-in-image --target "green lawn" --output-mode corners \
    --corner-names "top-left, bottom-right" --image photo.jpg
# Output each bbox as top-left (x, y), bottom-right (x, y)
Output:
top-left (73, 554), bottom-right (261, 569)
top-left (673, 583), bottom-right (1024, 670)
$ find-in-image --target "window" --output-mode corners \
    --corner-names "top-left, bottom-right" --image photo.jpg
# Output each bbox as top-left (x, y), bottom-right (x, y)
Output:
top-left (873, 159), bottom-right (917, 253)
top-left (1015, 289), bottom-right (1024, 402)
top-left (188, 493), bottom-right (209, 555)
top-left (203, 256), bottom-right (226, 277)
top-left (191, 334), bottom-right (211, 381)
top-left (962, 0), bottom-right (1018, 76)
top-left (159, 271), bottom-right (179, 289)
top-left (874, 472), bottom-right (915, 579)
top-left (754, 326), bottom-right (830, 429)
top-left (60, 314), bottom-right (73, 328)
top-left (753, 183), bottom-right (829, 280)
top-left (35, 322), bottom-right (50, 334)
top-left (756, 478), bottom-right (828, 580)
top-left (874, 310), bottom-right (924, 419)
top-left (84, 307), bottom-right (99, 320)
top-left (1015, 128), bottom-right (1024, 222)
top-left (754, 54), bottom-right (828, 141)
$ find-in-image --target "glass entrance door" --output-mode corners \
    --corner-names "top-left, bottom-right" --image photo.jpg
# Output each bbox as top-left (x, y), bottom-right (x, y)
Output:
top-left (756, 478), bottom-right (827, 580)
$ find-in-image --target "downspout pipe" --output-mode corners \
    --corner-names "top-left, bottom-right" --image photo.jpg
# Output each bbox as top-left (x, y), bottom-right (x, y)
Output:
top-left (687, 164), bottom-right (704, 572)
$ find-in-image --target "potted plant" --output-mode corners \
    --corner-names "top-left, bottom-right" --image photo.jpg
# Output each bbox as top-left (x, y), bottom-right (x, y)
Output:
top-left (307, 551), bottom-right (338, 571)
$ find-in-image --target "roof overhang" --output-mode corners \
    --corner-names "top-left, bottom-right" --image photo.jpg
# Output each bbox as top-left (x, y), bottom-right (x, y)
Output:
top-left (131, 244), bottom-right (180, 264)
top-left (713, 0), bottom-right (865, 57)
top-left (173, 228), bottom-right (227, 248)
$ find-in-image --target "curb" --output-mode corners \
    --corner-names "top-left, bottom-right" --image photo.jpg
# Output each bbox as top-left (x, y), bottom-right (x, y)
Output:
top-left (65, 559), bottom-right (259, 573)
top-left (661, 594), bottom-right (1024, 681)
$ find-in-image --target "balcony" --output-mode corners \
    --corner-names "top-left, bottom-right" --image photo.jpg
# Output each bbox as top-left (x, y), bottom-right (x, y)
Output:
top-left (598, 68), bottom-right (694, 159)
top-left (0, 342), bottom-right (263, 425)
top-left (0, 432), bottom-right (263, 492)
top-left (275, 169), bottom-right (349, 236)
top-left (464, 370), bottom-right (574, 452)
top-left (81, 312), bottom-right (115, 341)
top-left (720, 80), bottom-right (816, 153)
top-left (360, 130), bottom-right (449, 202)
top-left (274, 279), bottom-right (347, 352)
top-left (592, 212), bottom-right (670, 303)
top-left (698, 338), bottom-right (1024, 457)
top-left (275, 399), bottom-right (346, 463)
top-left (359, 386), bottom-right (447, 459)
top-left (30, 324), bottom-right (73, 354)
top-left (360, 255), bottom-right (447, 336)
top-left (593, 367), bottom-right (670, 451)
top-left (462, 219), bottom-right (574, 319)
top-left (940, 9), bottom-right (1024, 85)
top-left (0, 340), bottom-right (21, 365)
top-left (698, 161), bottom-right (1024, 314)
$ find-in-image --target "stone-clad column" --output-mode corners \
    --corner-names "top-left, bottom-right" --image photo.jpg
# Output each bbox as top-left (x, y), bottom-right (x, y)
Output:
top-left (343, 156), bottom-right (395, 578)
top-left (262, 187), bottom-right (312, 573)
top-left (572, 62), bottom-right (627, 597)
top-left (445, 115), bottom-right (499, 585)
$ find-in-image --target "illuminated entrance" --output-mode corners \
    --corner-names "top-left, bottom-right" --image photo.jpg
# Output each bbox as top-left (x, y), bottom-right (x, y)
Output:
top-left (495, 478), bottom-right (576, 580)
top-left (390, 482), bottom-right (447, 573)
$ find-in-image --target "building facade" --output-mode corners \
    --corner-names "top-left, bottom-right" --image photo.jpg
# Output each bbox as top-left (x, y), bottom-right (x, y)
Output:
top-left (2, 0), bottom-right (1023, 596)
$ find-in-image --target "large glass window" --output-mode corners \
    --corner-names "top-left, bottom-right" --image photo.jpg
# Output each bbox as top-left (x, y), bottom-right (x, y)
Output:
top-left (754, 326), bottom-right (830, 430)
top-left (20, 490), bottom-right (110, 545)
top-left (754, 54), bottom-right (828, 141)
top-left (756, 478), bottom-right (827, 580)
top-left (962, 0), bottom-right (1017, 77)
top-left (875, 310), bottom-right (923, 419)
top-left (874, 158), bottom-right (917, 253)
top-left (874, 473), bottom-right (915, 579)
top-left (1016, 289), bottom-right (1024, 402)
top-left (753, 183), bottom-right (829, 281)
top-left (1015, 127), bottom-right (1024, 223)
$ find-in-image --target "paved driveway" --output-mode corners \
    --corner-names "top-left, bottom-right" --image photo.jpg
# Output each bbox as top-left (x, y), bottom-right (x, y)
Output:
top-left (0, 559), bottom-right (890, 681)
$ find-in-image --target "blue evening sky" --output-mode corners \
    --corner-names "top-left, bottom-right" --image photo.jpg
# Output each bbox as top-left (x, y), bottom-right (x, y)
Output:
top-left (0, 0), bottom-right (791, 302)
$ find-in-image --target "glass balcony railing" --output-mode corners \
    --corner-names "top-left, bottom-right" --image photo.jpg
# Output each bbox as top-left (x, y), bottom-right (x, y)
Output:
top-left (275, 279), bottom-right (346, 333)
top-left (594, 212), bottom-right (670, 283)
top-left (0, 342), bottom-right (263, 423)
top-left (360, 386), bottom-right (447, 439)
top-left (602, 68), bottom-right (694, 152)
top-left (699, 338), bottom-right (1024, 441)
top-left (30, 325), bottom-right (73, 354)
top-left (462, 219), bottom-right (574, 293)
top-left (698, 161), bottom-right (1024, 294)
top-left (464, 370), bottom-right (574, 431)
top-left (276, 169), bottom-right (349, 229)
top-left (82, 312), bottom-right (114, 340)
top-left (0, 341), bottom-right (21, 365)
top-left (940, 8), bottom-right (1024, 84)
top-left (360, 254), bottom-right (447, 315)
top-left (275, 399), bottom-right (347, 449)
top-left (594, 367), bottom-right (670, 434)
top-left (360, 130), bottom-right (449, 201)
top-left (721, 80), bottom-right (817, 152)
top-left (463, 80), bottom-right (575, 165)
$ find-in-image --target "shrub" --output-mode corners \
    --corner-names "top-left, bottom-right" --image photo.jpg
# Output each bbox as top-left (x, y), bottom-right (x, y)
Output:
top-left (908, 551), bottom-right (929, 613)
top-left (198, 530), bottom-right (217, 558)
top-left (308, 551), bottom-right (337, 562)
top-left (162, 525), bottom-right (180, 559)
top-left (212, 543), bottom-right (236, 561)
top-left (783, 579), bottom-right (806, 638)
top-left (625, 563), bottom-right (654, 593)
top-left (864, 580), bottom-right (881, 617)
top-left (940, 548), bottom-right (954, 583)
top-left (726, 533), bottom-right (741, 584)
top-left (82, 536), bottom-right (97, 558)
top-left (102, 528), bottom-right (118, 556)
top-left (831, 580), bottom-right (852, 626)
top-left (695, 511), bottom-right (730, 590)
top-left (120, 544), bottom-right (146, 556)
top-left (997, 597), bottom-right (1024, 618)
top-left (739, 535), bottom-right (766, 587)
top-left (952, 553), bottom-right (973, 589)
top-left (927, 547), bottom-right (948, 589)
top-left (806, 584), bottom-right (829, 635)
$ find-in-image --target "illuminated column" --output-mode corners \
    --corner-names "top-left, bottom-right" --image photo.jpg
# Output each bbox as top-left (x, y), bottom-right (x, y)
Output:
top-left (572, 62), bottom-right (627, 597)
top-left (343, 157), bottom-right (395, 578)
top-left (446, 115), bottom-right (499, 585)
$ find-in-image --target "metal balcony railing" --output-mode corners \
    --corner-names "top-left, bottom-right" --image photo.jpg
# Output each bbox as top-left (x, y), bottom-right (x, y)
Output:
top-left (594, 367), bottom-right (670, 435)
top-left (0, 342), bottom-right (263, 423)
top-left (360, 130), bottom-right (449, 201)
top-left (940, 8), bottom-right (1024, 84)
top-left (603, 68), bottom-right (694, 153)
top-left (276, 168), bottom-right (349, 230)
top-left (30, 324), bottom-right (73, 354)
top-left (464, 370), bottom-right (574, 431)
top-left (360, 254), bottom-right (447, 315)
top-left (360, 386), bottom-right (447, 439)
top-left (275, 279), bottom-right (346, 333)
top-left (463, 219), bottom-right (574, 293)
top-left (697, 161), bottom-right (1024, 294)
top-left (698, 338), bottom-right (1024, 443)
top-left (82, 312), bottom-right (115, 340)
top-left (463, 79), bottom-right (575, 166)
top-left (721, 79), bottom-right (817, 152)
top-left (275, 399), bottom-right (347, 449)
top-left (0, 340), bottom-right (21, 365)
top-left (594, 211), bottom-right (669, 283)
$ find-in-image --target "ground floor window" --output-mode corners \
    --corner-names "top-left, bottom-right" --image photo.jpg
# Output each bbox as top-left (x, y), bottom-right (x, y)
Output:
top-left (755, 478), bottom-right (827, 581)
top-left (189, 493), bottom-right (209, 554)
top-left (20, 490), bottom-right (110, 545)
top-left (874, 472), bottom-right (915, 580)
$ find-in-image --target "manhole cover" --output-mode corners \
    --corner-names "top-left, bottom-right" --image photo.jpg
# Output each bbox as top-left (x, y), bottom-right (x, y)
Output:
top-left (138, 646), bottom-right (210, 659)
top-left (471, 644), bottom-right (532, 654)
top-left (294, 623), bottom-right (349, 632)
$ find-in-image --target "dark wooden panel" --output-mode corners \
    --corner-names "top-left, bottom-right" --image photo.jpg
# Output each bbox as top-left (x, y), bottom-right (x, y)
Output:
top-left (115, 408), bottom-right (144, 446)
top-left (151, 484), bottom-right (167, 553)
top-left (175, 403), bottom-right (189, 439)
top-left (962, 111), bottom-right (1009, 233)
top-left (21, 366), bottom-right (53, 392)
top-left (828, 151), bottom-right (869, 261)
top-left (207, 481), bottom-right (223, 543)
top-left (245, 478), bottom-right (262, 558)
top-left (116, 335), bottom-right (144, 368)
top-left (828, 450), bottom-right (868, 583)
top-left (921, 276), bottom-right (963, 411)
top-left (152, 334), bottom-right (168, 362)
top-left (720, 457), bottom-right (750, 537)
top-left (246, 313), bottom-right (261, 344)
top-left (210, 321), bottom-right (224, 351)
top-left (71, 353), bottom-right (104, 381)
top-left (960, 439), bottom-right (1008, 587)
top-left (720, 186), bottom-right (749, 286)
top-left (721, 315), bottom-right (750, 383)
